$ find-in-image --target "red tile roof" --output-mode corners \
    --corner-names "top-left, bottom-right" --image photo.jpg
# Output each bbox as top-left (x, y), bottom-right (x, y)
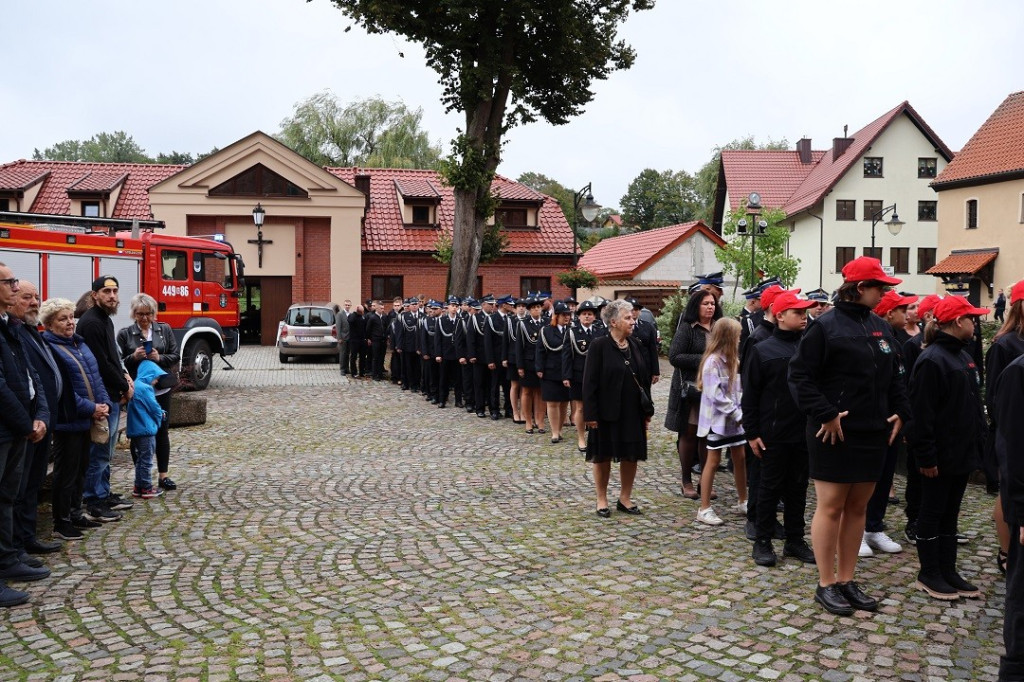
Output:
top-left (933, 91), bottom-right (1024, 188)
top-left (595, 279), bottom-right (682, 288)
top-left (577, 221), bottom-right (724, 279)
top-left (0, 160), bottom-right (183, 218)
top-left (328, 167), bottom-right (573, 255)
top-left (394, 177), bottom-right (441, 200)
top-left (0, 165), bottom-right (49, 192)
top-left (719, 102), bottom-right (953, 219)
top-left (926, 248), bottom-right (999, 275)
top-left (721, 150), bottom-right (825, 213)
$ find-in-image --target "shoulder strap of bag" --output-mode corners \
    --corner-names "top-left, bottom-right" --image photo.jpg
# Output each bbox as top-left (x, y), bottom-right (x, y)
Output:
top-left (53, 343), bottom-right (95, 402)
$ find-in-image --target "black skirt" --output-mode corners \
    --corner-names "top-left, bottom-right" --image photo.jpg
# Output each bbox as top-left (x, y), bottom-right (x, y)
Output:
top-left (585, 368), bottom-right (648, 464)
top-left (807, 424), bottom-right (888, 483)
top-left (541, 378), bottom-right (571, 402)
top-left (519, 368), bottom-right (540, 388)
top-left (569, 380), bottom-right (583, 401)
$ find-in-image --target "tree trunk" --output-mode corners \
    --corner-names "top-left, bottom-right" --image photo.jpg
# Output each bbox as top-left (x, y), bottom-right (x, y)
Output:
top-left (449, 187), bottom-right (484, 297)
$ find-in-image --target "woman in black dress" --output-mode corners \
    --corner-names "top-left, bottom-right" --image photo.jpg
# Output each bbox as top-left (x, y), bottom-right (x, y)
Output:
top-left (789, 257), bottom-right (910, 616)
top-left (583, 299), bottom-right (651, 518)
top-left (516, 299), bottom-right (546, 433)
top-left (537, 301), bottom-right (571, 444)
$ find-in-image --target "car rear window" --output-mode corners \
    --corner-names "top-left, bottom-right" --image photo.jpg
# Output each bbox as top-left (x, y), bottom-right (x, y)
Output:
top-left (285, 307), bottom-right (334, 327)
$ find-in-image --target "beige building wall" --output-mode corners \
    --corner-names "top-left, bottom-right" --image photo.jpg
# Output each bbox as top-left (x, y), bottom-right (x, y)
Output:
top-left (935, 179), bottom-right (1024, 299)
top-left (779, 115), bottom-right (948, 295)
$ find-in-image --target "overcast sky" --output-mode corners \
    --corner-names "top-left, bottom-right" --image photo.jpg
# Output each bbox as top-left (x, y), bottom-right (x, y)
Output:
top-left (3, 0), bottom-right (1022, 212)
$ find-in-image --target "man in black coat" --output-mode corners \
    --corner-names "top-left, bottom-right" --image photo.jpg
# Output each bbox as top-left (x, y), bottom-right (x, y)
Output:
top-left (347, 305), bottom-right (366, 377)
top-left (0, 266), bottom-right (51, 605)
top-left (77, 275), bottom-right (133, 523)
top-left (366, 301), bottom-right (386, 381)
top-left (12, 283), bottom-right (63, 559)
top-left (387, 297), bottom-right (402, 385)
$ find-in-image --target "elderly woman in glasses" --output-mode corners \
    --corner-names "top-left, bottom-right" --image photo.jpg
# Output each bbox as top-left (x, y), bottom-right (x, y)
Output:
top-left (116, 293), bottom-right (181, 492)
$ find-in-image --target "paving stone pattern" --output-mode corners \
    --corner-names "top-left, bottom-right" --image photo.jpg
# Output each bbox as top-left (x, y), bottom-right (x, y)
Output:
top-left (0, 348), bottom-right (1007, 680)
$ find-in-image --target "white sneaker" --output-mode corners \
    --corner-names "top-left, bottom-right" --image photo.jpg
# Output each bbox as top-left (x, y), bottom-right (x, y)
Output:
top-left (858, 536), bottom-right (874, 557)
top-left (697, 507), bottom-right (724, 526)
top-left (735, 501), bottom-right (748, 515)
top-left (865, 531), bottom-right (903, 553)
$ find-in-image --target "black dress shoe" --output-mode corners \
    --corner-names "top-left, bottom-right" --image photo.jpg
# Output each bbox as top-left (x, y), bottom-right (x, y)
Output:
top-left (0, 562), bottom-right (51, 582)
top-left (438, 402), bottom-right (446, 408)
top-left (783, 541), bottom-right (816, 564)
top-left (752, 540), bottom-right (777, 567)
top-left (837, 581), bottom-right (878, 611)
top-left (596, 508), bottom-right (611, 518)
top-left (615, 500), bottom-right (641, 515)
top-left (814, 584), bottom-right (854, 616)
top-left (454, 401), bottom-right (464, 408)
top-left (476, 411), bottom-right (487, 418)
top-left (25, 539), bottom-right (61, 554)
top-left (490, 413), bottom-right (500, 420)
top-left (17, 553), bottom-right (44, 569)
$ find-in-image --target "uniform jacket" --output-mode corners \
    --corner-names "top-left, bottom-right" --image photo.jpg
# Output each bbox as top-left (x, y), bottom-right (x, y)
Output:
top-left (906, 332), bottom-right (984, 474)
top-left (464, 312), bottom-right (488, 361)
top-left (434, 315), bottom-right (462, 360)
top-left (116, 321), bottom-right (181, 380)
top-left (43, 331), bottom-right (109, 433)
top-left (515, 317), bottom-right (543, 373)
top-left (741, 327), bottom-right (803, 445)
top-left (393, 311), bottom-right (418, 352)
top-left (562, 322), bottom-right (605, 386)
top-left (483, 312), bottom-right (505, 366)
top-left (535, 324), bottom-right (567, 379)
top-left (995, 355), bottom-right (1024, 525)
top-left (985, 333), bottom-right (1024, 419)
top-left (788, 301), bottom-right (910, 432)
top-left (632, 318), bottom-right (661, 377)
top-left (0, 317), bottom-right (49, 442)
top-left (126, 360), bottom-right (167, 439)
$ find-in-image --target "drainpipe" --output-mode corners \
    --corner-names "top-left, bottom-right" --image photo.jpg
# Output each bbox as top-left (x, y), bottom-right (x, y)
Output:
top-left (808, 212), bottom-right (824, 290)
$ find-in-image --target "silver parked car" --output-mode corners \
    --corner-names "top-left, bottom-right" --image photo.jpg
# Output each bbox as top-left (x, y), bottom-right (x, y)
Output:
top-left (278, 302), bottom-right (341, 363)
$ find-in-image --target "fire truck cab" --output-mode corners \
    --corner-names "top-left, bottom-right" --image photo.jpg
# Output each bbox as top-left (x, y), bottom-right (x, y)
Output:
top-left (0, 212), bottom-right (243, 390)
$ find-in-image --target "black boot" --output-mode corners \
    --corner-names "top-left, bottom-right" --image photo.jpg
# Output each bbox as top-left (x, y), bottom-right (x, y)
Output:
top-left (914, 536), bottom-right (959, 601)
top-left (939, 534), bottom-right (981, 598)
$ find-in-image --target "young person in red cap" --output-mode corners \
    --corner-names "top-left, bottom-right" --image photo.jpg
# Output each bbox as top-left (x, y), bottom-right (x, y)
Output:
top-left (741, 291), bottom-right (817, 566)
top-left (789, 256), bottom-right (910, 616)
top-left (986, 279), bottom-right (1024, 576)
top-left (858, 290), bottom-right (918, 558)
top-left (906, 295), bottom-right (988, 600)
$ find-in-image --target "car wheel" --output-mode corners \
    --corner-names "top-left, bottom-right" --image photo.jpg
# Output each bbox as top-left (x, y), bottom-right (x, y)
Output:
top-left (279, 352), bottom-right (289, 364)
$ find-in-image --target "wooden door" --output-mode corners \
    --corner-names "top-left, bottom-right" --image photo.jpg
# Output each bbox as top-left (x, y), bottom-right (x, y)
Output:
top-left (259, 276), bottom-right (293, 346)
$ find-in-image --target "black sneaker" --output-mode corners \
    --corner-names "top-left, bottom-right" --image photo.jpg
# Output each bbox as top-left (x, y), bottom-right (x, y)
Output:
top-left (753, 540), bottom-right (777, 567)
top-left (783, 540), bottom-right (817, 564)
top-left (106, 493), bottom-right (134, 511)
top-left (71, 516), bottom-right (101, 529)
top-left (903, 522), bottom-right (917, 546)
top-left (54, 523), bottom-right (83, 541)
top-left (774, 520), bottom-right (786, 540)
top-left (83, 506), bottom-right (121, 523)
top-left (744, 520), bottom-right (757, 541)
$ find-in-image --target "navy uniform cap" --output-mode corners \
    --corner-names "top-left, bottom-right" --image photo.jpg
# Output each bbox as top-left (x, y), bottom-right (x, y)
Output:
top-left (447, 295), bottom-right (460, 305)
top-left (552, 301), bottom-right (570, 315)
top-left (697, 271), bottom-right (724, 286)
top-left (577, 300), bottom-right (598, 314)
top-left (428, 300), bottom-right (442, 309)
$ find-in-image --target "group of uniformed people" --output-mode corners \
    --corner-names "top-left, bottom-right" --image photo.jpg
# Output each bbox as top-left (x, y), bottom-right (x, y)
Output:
top-left (354, 291), bottom-right (660, 450)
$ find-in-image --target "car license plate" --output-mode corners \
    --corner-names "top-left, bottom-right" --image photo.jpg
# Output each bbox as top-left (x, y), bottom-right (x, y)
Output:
top-left (298, 336), bottom-right (322, 342)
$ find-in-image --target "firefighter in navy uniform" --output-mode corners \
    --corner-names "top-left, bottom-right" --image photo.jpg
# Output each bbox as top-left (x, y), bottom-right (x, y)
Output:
top-left (627, 298), bottom-right (661, 386)
top-left (563, 299), bottom-right (604, 451)
top-left (484, 295), bottom-right (509, 419)
top-left (458, 299), bottom-right (474, 412)
top-left (434, 297), bottom-right (464, 408)
top-left (466, 296), bottom-right (493, 418)
top-left (386, 297), bottom-right (402, 385)
top-left (505, 298), bottom-right (527, 423)
top-left (418, 301), bottom-right (441, 402)
top-left (394, 299), bottom-right (420, 392)
top-left (516, 298), bottom-right (546, 433)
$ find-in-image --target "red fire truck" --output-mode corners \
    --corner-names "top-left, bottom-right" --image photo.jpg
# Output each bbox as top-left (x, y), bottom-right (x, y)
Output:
top-left (0, 211), bottom-right (244, 390)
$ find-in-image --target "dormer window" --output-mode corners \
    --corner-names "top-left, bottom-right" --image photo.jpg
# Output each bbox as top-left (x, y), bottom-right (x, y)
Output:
top-left (411, 205), bottom-right (431, 225)
top-left (495, 207), bottom-right (528, 227)
top-left (82, 201), bottom-right (100, 217)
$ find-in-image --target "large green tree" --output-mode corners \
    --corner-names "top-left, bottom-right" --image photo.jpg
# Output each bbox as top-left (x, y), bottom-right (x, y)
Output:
top-left (33, 131), bottom-right (152, 163)
top-left (620, 168), bottom-right (699, 231)
top-left (693, 135), bottom-right (790, 223)
top-left (516, 171), bottom-right (575, 226)
top-left (320, 0), bottom-right (654, 297)
top-left (716, 200), bottom-right (799, 293)
top-left (277, 92), bottom-right (442, 169)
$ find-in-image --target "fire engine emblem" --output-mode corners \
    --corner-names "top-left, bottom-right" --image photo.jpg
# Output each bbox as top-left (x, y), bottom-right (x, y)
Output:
top-left (220, 293), bottom-right (228, 309)
top-left (194, 288), bottom-right (201, 298)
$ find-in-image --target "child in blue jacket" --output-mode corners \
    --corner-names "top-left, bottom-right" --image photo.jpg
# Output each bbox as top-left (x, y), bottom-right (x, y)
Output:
top-left (127, 360), bottom-right (168, 498)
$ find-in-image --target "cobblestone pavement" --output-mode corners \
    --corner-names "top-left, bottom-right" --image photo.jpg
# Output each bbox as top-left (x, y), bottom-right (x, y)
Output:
top-left (0, 347), bottom-right (1007, 681)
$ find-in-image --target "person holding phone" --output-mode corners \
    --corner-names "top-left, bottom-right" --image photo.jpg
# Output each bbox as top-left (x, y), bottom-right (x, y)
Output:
top-left (116, 293), bottom-right (180, 491)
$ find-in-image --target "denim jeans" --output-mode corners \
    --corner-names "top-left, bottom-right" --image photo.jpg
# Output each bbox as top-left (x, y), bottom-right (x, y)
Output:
top-left (83, 401), bottom-right (120, 505)
top-left (131, 435), bottom-right (155, 491)
top-left (0, 439), bottom-right (27, 569)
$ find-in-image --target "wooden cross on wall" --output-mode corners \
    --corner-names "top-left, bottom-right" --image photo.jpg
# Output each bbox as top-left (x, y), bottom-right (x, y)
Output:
top-left (247, 229), bottom-right (273, 268)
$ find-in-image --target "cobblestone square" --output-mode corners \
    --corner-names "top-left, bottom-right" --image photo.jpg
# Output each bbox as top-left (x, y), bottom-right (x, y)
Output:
top-left (0, 348), bottom-right (1007, 681)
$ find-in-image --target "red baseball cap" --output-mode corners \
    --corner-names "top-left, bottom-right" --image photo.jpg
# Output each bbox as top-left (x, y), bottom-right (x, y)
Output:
top-left (771, 291), bottom-right (816, 314)
top-left (932, 295), bottom-right (989, 324)
top-left (761, 285), bottom-right (801, 313)
top-left (917, 294), bottom-right (942, 317)
top-left (873, 290), bottom-right (919, 317)
top-left (841, 257), bottom-right (902, 285)
top-left (1011, 280), bottom-right (1024, 305)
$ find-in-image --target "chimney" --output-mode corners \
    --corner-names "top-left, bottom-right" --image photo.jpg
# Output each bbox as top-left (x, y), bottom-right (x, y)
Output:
top-left (796, 138), bottom-right (813, 164)
top-left (832, 137), bottom-right (854, 159)
top-left (354, 173), bottom-right (371, 212)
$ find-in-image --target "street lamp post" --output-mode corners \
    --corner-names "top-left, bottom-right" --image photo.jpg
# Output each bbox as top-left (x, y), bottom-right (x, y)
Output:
top-left (571, 183), bottom-right (601, 268)
top-left (248, 203), bottom-right (271, 268)
top-left (737, 191), bottom-right (767, 287)
top-left (869, 203), bottom-right (904, 251)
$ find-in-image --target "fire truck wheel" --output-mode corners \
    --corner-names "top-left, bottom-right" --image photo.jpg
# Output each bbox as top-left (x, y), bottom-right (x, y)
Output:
top-left (184, 339), bottom-right (213, 390)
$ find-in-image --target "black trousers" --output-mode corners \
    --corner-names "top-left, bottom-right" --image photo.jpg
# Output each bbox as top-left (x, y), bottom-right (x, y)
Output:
top-left (51, 430), bottom-right (90, 524)
top-left (14, 433), bottom-right (50, 547)
top-left (865, 436), bottom-right (901, 533)
top-left (371, 341), bottom-right (386, 379)
top-left (348, 340), bottom-right (364, 376)
top-left (360, 343), bottom-right (372, 377)
top-left (438, 359), bottom-right (462, 404)
top-left (755, 441), bottom-right (809, 543)
top-left (917, 472), bottom-right (968, 540)
top-left (339, 340), bottom-right (349, 374)
top-left (461, 363), bottom-right (474, 405)
top-left (472, 363), bottom-right (491, 411)
top-left (390, 348), bottom-right (401, 384)
top-left (156, 391), bottom-right (171, 474)
top-left (745, 446), bottom-right (760, 525)
top-left (489, 365), bottom-right (505, 415)
top-left (401, 351), bottom-right (419, 391)
top-left (1002, 523), bottom-right (1024, 679)
top-left (904, 447), bottom-right (922, 525)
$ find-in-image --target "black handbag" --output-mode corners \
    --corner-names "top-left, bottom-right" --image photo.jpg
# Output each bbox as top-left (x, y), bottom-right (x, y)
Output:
top-left (681, 379), bottom-right (702, 404)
